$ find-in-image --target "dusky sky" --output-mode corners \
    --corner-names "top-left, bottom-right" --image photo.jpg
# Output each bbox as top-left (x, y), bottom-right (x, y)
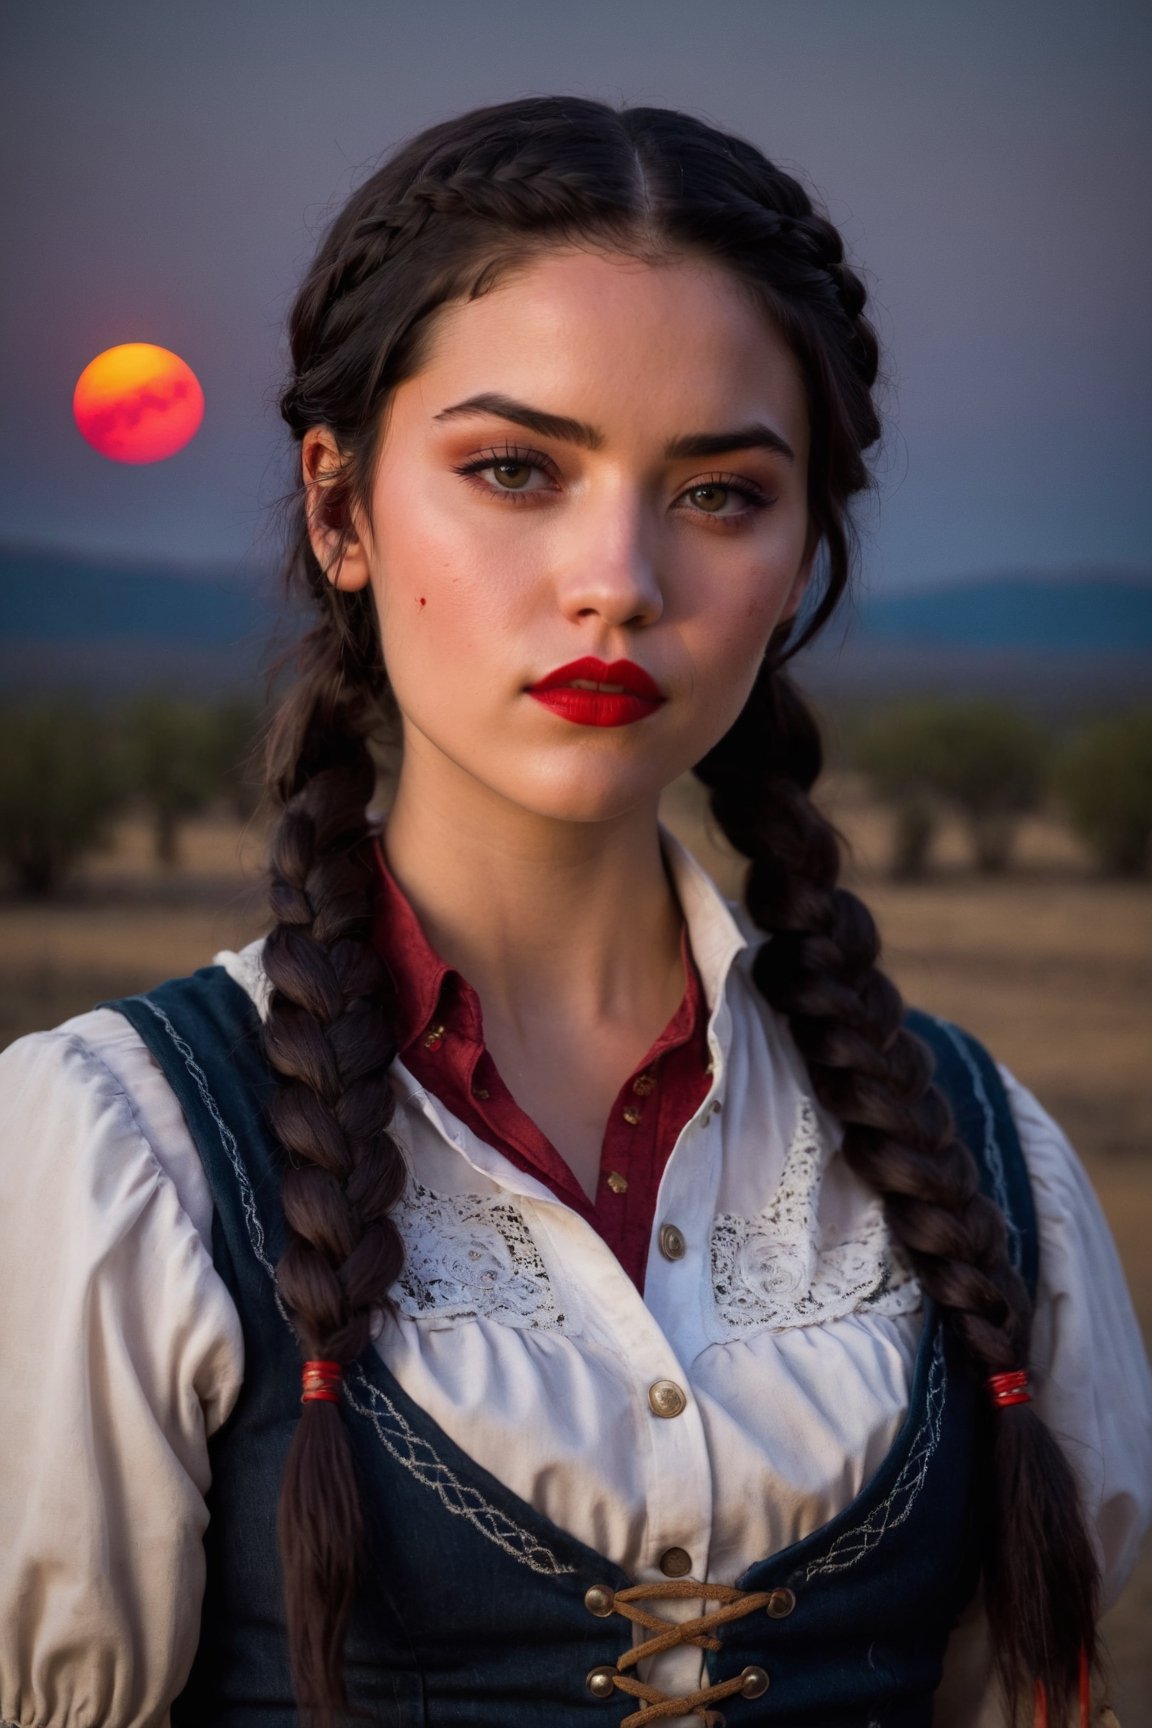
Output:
top-left (2, 0), bottom-right (1149, 593)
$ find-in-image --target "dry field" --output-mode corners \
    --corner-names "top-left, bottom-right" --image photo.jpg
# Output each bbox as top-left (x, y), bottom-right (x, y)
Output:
top-left (2, 783), bottom-right (1149, 1721)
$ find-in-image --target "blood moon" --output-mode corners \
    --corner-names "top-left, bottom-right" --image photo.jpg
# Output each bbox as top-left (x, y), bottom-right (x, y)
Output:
top-left (73, 343), bottom-right (204, 463)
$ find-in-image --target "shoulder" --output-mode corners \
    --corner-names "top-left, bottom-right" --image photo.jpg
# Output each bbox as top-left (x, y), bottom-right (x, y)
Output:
top-left (209, 934), bottom-right (273, 1019)
top-left (0, 1006), bottom-right (209, 1231)
top-left (0, 935), bottom-right (271, 1248)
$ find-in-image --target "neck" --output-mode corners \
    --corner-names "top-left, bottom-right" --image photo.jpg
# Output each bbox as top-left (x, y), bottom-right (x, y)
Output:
top-left (382, 766), bottom-right (684, 1039)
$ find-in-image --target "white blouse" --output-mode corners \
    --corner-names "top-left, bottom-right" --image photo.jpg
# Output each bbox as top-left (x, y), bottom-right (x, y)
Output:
top-left (0, 832), bottom-right (1149, 1728)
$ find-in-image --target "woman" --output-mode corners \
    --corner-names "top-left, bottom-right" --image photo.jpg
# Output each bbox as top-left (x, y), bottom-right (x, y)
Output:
top-left (1, 95), bottom-right (1148, 1728)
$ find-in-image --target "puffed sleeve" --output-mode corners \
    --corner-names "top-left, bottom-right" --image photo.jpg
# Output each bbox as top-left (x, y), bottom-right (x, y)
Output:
top-left (0, 1011), bottom-right (245, 1728)
top-left (934, 1065), bottom-right (1152, 1727)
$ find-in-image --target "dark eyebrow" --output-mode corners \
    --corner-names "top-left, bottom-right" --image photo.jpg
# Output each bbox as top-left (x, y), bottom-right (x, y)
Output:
top-left (665, 424), bottom-right (795, 463)
top-left (434, 392), bottom-right (603, 451)
top-left (433, 392), bottom-right (795, 462)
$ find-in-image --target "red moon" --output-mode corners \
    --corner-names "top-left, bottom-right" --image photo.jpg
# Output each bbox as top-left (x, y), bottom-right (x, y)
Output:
top-left (73, 343), bottom-right (204, 463)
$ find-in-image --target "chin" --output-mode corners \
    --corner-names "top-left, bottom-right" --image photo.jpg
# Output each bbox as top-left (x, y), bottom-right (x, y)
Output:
top-left (495, 763), bottom-right (669, 828)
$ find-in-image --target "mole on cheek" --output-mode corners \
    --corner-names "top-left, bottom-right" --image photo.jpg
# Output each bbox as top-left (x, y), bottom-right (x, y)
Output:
top-left (418, 597), bottom-right (427, 607)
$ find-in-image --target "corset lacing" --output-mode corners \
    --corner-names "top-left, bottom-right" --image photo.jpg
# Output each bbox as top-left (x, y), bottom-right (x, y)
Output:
top-left (593, 1579), bottom-right (779, 1726)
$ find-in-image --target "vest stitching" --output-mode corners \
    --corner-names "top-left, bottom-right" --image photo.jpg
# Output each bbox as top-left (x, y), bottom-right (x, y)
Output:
top-left (800, 1329), bottom-right (946, 1581)
top-left (131, 998), bottom-right (287, 1305)
top-left (343, 1370), bottom-right (574, 1575)
top-left (133, 994), bottom-right (572, 1578)
top-left (932, 1017), bottom-right (1021, 1269)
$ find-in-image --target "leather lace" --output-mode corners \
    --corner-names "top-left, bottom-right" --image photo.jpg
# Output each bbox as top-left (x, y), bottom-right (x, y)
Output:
top-left (597, 1585), bottom-right (1107, 1727)
top-left (596, 1579), bottom-right (776, 1726)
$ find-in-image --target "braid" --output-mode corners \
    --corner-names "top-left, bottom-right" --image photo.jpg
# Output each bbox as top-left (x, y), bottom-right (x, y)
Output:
top-left (262, 621), bottom-right (407, 1723)
top-left (695, 662), bottom-right (1100, 1723)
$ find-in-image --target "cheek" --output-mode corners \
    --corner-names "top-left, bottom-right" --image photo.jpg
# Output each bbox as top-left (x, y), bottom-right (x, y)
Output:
top-left (708, 590), bottom-right (783, 659)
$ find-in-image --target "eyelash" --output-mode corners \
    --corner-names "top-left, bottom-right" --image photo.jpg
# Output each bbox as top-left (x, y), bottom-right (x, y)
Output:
top-left (451, 444), bottom-right (776, 527)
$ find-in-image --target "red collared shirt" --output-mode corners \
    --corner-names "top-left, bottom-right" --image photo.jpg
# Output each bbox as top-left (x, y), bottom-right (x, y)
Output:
top-left (371, 837), bottom-right (712, 1291)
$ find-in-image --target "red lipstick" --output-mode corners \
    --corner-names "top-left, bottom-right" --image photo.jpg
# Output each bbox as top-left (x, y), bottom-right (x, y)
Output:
top-left (526, 656), bottom-right (666, 728)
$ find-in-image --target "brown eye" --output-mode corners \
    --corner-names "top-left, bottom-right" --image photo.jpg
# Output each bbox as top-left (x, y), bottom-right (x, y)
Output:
top-left (491, 460), bottom-right (534, 491)
top-left (690, 483), bottom-right (729, 513)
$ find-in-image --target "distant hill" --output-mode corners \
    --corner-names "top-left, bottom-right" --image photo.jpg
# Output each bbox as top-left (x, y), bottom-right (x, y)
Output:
top-left (0, 543), bottom-right (299, 695)
top-left (1, 544), bottom-right (1149, 708)
top-left (0, 544), bottom-right (278, 642)
top-left (837, 571), bottom-right (1152, 652)
top-left (794, 569), bottom-right (1152, 715)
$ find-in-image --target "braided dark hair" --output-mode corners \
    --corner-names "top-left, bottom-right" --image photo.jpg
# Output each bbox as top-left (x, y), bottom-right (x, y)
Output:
top-left (262, 94), bottom-right (1097, 1725)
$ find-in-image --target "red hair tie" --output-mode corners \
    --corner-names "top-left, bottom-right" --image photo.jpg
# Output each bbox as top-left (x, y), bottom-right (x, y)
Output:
top-left (301, 1359), bottom-right (344, 1405)
top-left (987, 1368), bottom-right (1031, 1409)
top-left (1033, 1645), bottom-right (1092, 1727)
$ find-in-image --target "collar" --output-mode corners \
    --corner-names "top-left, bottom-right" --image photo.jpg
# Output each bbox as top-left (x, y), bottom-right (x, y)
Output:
top-left (654, 823), bottom-right (752, 1015)
top-left (370, 823), bottom-right (751, 1052)
top-left (371, 836), bottom-right (457, 1050)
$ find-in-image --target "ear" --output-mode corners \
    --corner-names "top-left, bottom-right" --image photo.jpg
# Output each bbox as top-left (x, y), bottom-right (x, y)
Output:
top-left (301, 427), bottom-right (372, 592)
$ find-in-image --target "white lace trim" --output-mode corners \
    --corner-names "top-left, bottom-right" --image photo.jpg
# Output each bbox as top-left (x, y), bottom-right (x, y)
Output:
top-left (393, 1180), bottom-right (566, 1332)
top-left (710, 1097), bottom-right (920, 1336)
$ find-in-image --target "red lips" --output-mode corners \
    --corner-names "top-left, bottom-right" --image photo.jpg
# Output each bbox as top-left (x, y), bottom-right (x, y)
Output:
top-left (526, 657), bottom-right (666, 728)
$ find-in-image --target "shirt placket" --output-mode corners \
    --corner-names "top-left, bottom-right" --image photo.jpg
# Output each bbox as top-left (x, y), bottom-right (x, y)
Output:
top-left (617, 1012), bottom-right (733, 1715)
top-left (397, 957), bottom-right (747, 1718)
top-left (530, 1188), bottom-right (720, 1715)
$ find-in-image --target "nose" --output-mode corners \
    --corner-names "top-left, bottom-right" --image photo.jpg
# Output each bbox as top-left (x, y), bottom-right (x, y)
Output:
top-left (553, 490), bottom-right (664, 629)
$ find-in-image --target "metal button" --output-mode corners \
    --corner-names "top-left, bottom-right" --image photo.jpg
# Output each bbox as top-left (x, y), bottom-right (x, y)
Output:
top-left (622, 1105), bottom-right (642, 1126)
top-left (739, 1666), bottom-right (770, 1699)
top-left (711, 1099), bottom-right (723, 1115)
top-left (632, 1073), bottom-right (656, 1096)
top-left (606, 1171), bottom-right (628, 1194)
top-left (586, 1666), bottom-right (617, 1700)
top-left (423, 1024), bottom-right (446, 1051)
top-left (583, 1584), bottom-right (615, 1617)
top-left (659, 1546), bottom-right (692, 1578)
top-left (658, 1223), bottom-right (686, 1261)
top-left (765, 1586), bottom-right (796, 1619)
top-left (648, 1379), bottom-right (687, 1418)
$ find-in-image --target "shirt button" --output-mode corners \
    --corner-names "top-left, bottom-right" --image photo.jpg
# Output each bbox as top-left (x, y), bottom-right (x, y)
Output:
top-left (658, 1223), bottom-right (686, 1261)
top-left (659, 1546), bottom-right (692, 1578)
top-left (622, 1105), bottom-right (642, 1126)
top-left (648, 1379), bottom-right (687, 1418)
top-left (632, 1073), bottom-right (656, 1096)
top-left (711, 1099), bottom-right (723, 1116)
top-left (606, 1171), bottom-right (628, 1194)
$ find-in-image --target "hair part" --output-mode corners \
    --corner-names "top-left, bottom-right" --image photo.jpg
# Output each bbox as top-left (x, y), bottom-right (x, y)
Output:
top-left (260, 93), bottom-right (1096, 1725)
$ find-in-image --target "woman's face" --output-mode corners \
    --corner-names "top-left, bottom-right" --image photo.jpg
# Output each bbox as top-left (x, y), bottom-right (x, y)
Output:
top-left (308, 247), bottom-right (813, 829)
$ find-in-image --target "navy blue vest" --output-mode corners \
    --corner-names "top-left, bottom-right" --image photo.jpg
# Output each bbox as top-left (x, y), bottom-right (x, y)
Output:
top-left (105, 969), bottom-right (1038, 1727)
